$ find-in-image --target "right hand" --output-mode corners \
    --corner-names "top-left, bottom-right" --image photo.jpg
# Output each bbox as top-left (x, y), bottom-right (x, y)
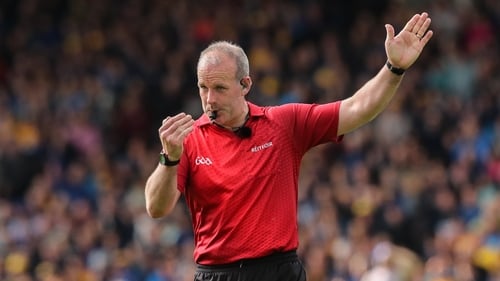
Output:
top-left (159, 113), bottom-right (194, 160)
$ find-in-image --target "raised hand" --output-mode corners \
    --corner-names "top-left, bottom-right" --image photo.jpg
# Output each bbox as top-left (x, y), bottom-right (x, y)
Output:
top-left (385, 12), bottom-right (433, 70)
top-left (159, 113), bottom-right (194, 160)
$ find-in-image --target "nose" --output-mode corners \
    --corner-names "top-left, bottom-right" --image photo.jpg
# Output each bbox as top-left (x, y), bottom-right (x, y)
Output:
top-left (206, 89), bottom-right (216, 105)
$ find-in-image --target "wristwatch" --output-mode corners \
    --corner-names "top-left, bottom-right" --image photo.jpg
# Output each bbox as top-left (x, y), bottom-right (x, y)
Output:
top-left (386, 61), bottom-right (405, 76)
top-left (159, 152), bottom-right (180, 166)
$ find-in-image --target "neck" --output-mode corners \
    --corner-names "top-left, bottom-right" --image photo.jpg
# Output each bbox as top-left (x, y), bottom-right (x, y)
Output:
top-left (215, 111), bottom-right (249, 131)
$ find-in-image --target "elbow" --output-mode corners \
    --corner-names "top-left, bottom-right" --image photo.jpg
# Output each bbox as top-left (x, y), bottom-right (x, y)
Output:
top-left (147, 209), bottom-right (164, 219)
top-left (146, 202), bottom-right (174, 219)
top-left (147, 207), bottom-right (167, 219)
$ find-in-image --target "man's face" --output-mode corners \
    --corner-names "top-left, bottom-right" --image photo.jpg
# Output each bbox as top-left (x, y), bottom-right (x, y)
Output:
top-left (197, 53), bottom-right (246, 127)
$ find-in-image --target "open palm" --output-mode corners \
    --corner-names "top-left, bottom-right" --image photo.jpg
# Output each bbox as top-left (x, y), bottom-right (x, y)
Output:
top-left (385, 12), bottom-right (433, 70)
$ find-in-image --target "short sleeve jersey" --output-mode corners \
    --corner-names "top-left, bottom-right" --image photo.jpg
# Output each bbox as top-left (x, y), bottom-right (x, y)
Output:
top-left (177, 101), bottom-right (342, 265)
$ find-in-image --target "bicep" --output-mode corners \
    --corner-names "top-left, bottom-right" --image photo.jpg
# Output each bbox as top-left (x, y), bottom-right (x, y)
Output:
top-left (338, 97), bottom-right (356, 136)
top-left (338, 96), bottom-right (371, 136)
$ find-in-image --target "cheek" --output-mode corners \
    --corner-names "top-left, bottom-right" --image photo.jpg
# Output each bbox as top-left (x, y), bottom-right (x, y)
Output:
top-left (199, 91), bottom-right (207, 101)
top-left (199, 94), bottom-right (207, 108)
top-left (200, 99), bottom-right (208, 110)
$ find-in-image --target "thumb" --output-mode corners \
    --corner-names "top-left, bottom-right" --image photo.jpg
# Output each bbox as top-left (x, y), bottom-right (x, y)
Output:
top-left (385, 24), bottom-right (395, 43)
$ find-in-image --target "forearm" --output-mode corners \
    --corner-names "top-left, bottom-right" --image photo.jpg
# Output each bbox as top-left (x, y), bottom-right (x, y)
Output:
top-left (338, 65), bottom-right (403, 135)
top-left (357, 65), bottom-right (403, 119)
top-left (145, 164), bottom-right (181, 218)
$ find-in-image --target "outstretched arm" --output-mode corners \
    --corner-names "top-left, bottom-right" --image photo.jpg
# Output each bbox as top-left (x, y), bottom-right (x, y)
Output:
top-left (337, 12), bottom-right (433, 136)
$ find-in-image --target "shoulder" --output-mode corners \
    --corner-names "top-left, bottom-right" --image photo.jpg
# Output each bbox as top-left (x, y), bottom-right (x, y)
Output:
top-left (252, 102), bottom-right (297, 116)
top-left (250, 102), bottom-right (342, 121)
top-left (264, 102), bottom-right (314, 118)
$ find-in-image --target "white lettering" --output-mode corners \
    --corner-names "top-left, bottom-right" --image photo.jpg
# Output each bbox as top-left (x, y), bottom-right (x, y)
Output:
top-left (195, 156), bottom-right (213, 165)
top-left (251, 142), bottom-right (273, 153)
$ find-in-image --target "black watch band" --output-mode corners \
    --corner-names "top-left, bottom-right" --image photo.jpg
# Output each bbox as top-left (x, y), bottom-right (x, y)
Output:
top-left (159, 152), bottom-right (180, 166)
top-left (386, 61), bottom-right (405, 76)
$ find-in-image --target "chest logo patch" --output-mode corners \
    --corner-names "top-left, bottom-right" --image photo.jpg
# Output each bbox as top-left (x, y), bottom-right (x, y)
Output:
top-left (195, 156), bottom-right (213, 165)
top-left (251, 141), bottom-right (273, 153)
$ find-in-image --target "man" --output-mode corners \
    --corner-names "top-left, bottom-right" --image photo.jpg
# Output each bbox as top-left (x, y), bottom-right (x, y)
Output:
top-left (145, 12), bottom-right (433, 281)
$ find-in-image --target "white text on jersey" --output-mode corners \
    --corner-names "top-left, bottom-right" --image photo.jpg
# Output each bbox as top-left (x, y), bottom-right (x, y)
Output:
top-left (251, 142), bottom-right (273, 153)
top-left (195, 156), bottom-right (213, 165)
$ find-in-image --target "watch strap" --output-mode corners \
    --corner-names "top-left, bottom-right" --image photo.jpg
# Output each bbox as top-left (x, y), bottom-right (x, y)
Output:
top-left (159, 152), bottom-right (180, 166)
top-left (386, 61), bottom-right (405, 76)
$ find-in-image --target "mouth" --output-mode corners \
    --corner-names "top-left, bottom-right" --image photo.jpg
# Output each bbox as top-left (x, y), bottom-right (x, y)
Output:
top-left (209, 110), bottom-right (218, 121)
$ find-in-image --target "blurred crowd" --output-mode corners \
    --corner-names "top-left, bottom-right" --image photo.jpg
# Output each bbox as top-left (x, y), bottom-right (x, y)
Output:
top-left (0, 0), bottom-right (499, 280)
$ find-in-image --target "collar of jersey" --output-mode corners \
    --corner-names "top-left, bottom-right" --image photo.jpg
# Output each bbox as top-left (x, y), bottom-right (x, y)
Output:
top-left (197, 102), bottom-right (265, 127)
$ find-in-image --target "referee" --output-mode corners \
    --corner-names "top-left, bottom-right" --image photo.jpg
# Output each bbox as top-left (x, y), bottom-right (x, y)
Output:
top-left (145, 12), bottom-right (433, 281)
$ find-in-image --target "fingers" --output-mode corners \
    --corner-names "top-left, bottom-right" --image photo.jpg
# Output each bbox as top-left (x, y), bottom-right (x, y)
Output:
top-left (405, 12), bottom-right (431, 39)
top-left (175, 118), bottom-right (195, 139)
top-left (402, 13), bottom-right (420, 33)
top-left (415, 14), bottom-right (431, 39)
top-left (161, 113), bottom-right (186, 126)
top-left (159, 113), bottom-right (195, 148)
top-left (160, 113), bottom-right (192, 132)
top-left (420, 29), bottom-right (434, 45)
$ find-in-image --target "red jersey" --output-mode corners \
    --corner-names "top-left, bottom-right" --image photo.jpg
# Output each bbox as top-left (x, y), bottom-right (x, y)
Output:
top-left (177, 101), bottom-right (342, 265)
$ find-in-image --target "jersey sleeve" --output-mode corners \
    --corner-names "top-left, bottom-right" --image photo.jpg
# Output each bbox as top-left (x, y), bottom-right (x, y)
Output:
top-left (271, 102), bottom-right (343, 154)
top-left (176, 148), bottom-right (189, 193)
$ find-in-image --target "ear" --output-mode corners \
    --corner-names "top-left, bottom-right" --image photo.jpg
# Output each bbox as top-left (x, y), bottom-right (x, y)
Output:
top-left (240, 76), bottom-right (252, 95)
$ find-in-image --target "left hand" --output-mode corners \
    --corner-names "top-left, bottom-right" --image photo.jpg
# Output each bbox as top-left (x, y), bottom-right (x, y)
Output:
top-left (385, 12), bottom-right (433, 70)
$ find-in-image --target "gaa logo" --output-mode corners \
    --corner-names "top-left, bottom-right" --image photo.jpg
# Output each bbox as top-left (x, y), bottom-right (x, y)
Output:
top-left (195, 156), bottom-right (213, 165)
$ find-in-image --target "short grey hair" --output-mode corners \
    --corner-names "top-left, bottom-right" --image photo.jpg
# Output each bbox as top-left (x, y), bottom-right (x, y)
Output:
top-left (197, 41), bottom-right (250, 80)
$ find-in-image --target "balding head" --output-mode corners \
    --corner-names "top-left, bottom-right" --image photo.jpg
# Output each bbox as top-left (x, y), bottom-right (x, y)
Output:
top-left (197, 41), bottom-right (250, 81)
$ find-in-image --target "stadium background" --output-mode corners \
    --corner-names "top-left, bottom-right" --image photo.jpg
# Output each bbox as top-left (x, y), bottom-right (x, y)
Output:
top-left (0, 0), bottom-right (499, 280)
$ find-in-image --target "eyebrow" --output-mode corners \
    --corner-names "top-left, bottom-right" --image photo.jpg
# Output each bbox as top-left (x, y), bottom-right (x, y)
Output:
top-left (198, 80), bottom-right (230, 88)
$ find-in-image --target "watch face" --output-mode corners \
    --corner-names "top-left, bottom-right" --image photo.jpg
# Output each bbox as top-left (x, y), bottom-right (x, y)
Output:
top-left (159, 153), bottom-right (167, 165)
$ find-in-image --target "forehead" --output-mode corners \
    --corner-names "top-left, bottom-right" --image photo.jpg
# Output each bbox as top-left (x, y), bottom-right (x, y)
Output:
top-left (197, 52), bottom-right (237, 82)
